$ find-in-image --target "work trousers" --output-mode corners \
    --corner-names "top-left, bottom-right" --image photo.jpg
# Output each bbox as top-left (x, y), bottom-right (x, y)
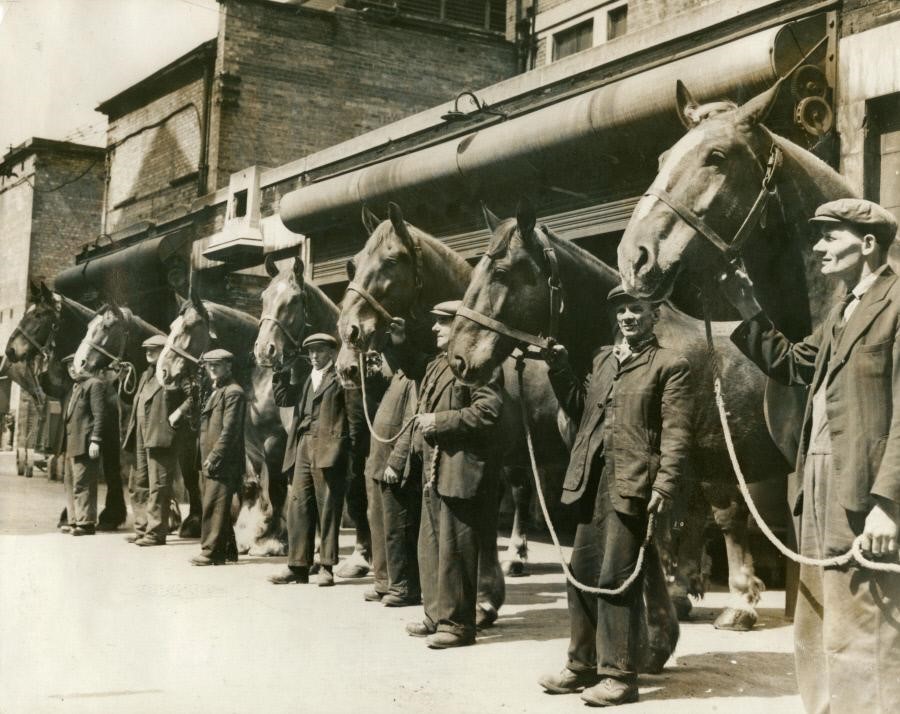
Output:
top-left (287, 436), bottom-right (347, 568)
top-left (794, 453), bottom-right (900, 713)
top-left (346, 453), bottom-right (371, 560)
top-left (199, 471), bottom-right (236, 561)
top-left (66, 455), bottom-right (100, 527)
top-left (566, 470), bottom-right (646, 683)
top-left (131, 428), bottom-right (178, 542)
top-left (367, 472), bottom-right (422, 600)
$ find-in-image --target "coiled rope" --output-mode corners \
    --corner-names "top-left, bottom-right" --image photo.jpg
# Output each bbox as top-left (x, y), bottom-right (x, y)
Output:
top-left (357, 352), bottom-right (418, 445)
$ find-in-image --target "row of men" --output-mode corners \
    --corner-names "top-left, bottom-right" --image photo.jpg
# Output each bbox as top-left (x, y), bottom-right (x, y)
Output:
top-left (57, 197), bottom-right (900, 710)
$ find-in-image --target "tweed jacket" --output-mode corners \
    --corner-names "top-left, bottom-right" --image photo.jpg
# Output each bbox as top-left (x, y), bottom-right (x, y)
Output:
top-left (548, 338), bottom-right (692, 508)
top-left (122, 367), bottom-right (190, 452)
top-left (64, 376), bottom-right (106, 458)
top-left (273, 362), bottom-right (349, 471)
top-left (396, 354), bottom-right (503, 500)
top-left (731, 268), bottom-right (900, 514)
top-left (199, 378), bottom-right (246, 486)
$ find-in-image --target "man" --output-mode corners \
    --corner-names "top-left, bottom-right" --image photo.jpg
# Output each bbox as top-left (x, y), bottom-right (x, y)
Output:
top-left (269, 333), bottom-right (349, 587)
top-left (538, 285), bottom-right (692, 707)
top-left (719, 198), bottom-right (900, 713)
top-left (62, 354), bottom-right (106, 537)
top-left (398, 300), bottom-right (503, 649)
top-left (191, 349), bottom-right (245, 566)
top-left (122, 334), bottom-right (189, 546)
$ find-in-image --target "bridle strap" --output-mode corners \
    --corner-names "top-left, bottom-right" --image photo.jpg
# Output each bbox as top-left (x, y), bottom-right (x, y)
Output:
top-left (83, 307), bottom-right (131, 367)
top-left (12, 322), bottom-right (54, 359)
top-left (166, 342), bottom-right (202, 366)
top-left (645, 143), bottom-right (782, 261)
top-left (346, 281), bottom-right (397, 324)
top-left (259, 314), bottom-right (304, 350)
top-left (456, 305), bottom-right (552, 351)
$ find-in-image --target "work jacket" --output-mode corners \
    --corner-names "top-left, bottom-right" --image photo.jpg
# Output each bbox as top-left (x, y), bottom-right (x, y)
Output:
top-left (199, 377), bottom-right (246, 486)
top-left (122, 367), bottom-right (190, 452)
top-left (63, 376), bottom-right (106, 458)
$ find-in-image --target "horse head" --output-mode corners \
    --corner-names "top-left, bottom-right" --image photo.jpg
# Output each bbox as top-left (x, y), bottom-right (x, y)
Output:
top-left (157, 288), bottom-right (212, 389)
top-left (337, 202), bottom-right (425, 381)
top-left (73, 301), bottom-right (131, 375)
top-left (448, 201), bottom-right (554, 386)
top-left (618, 80), bottom-right (785, 302)
top-left (255, 254), bottom-right (308, 368)
top-left (5, 282), bottom-right (58, 364)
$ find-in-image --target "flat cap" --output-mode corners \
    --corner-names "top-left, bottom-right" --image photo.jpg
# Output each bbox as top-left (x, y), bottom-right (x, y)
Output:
top-left (62, 353), bottom-right (75, 364)
top-left (810, 198), bottom-right (898, 245)
top-left (430, 300), bottom-right (462, 318)
top-left (141, 335), bottom-right (167, 349)
top-left (302, 333), bottom-right (338, 349)
top-left (201, 348), bottom-right (234, 362)
top-left (607, 284), bottom-right (641, 306)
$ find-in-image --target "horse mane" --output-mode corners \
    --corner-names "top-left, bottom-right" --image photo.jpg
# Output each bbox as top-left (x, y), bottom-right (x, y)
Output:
top-left (413, 226), bottom-right (472, 304)
top-left (302, 278), bottom-right (340, 336)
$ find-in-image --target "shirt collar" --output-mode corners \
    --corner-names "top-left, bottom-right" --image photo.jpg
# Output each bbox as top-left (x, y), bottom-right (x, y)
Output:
top-left (614, 334), bottom-right (658, 363)
top-left (851, 264), bottom-right (887, 300)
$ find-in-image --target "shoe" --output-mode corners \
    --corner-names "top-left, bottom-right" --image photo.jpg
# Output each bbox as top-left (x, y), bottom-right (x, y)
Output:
top-left (538, 668), bottom-right (599, 694)
top-left (364, 589), bottom-right (385, 602)
top-left (382, 593), bottom-right (421, 607)
top-left (580, 678), bottom-right (638, 707)
top-left (309, 562), bottom-right (321, 575)
top-left (71, 525), bottom-right (95, 537)
top-left (269, 568), bottom-right (309, 585)
top-left (426, 631), bottom-right (475, 649)
top-left (190, 554), bottom-right (224, 566)
top-left (124, 534), bottom-right (140, 543)
top-left (135, 537), bottom-right (165, 547)
top-left (317, 567), bottom-right (335, 587)
top-left (59, 525), bottom-right (73, 534)
top-left (476, 603), bottom-right (498, 630)
top-left (405, 621), bottom-right (434, 638)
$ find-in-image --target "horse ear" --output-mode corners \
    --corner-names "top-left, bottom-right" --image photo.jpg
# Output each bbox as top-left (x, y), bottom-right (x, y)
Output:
top-left (346, 258), bottom-right (356, 281)
top-left (107, 300), bottom-right (124, 321)
top-left (516, 198), bottom-right (537, 240)
top-left (361, 205), bottom-right (380, 235)
top-left (292, 257), bottom-right (305, 286)
top-left (264, 254), bottom-right (279, 278)
top-left (190, 285), bottom-right (210, 323)
top-left (40, 282), bottom-right (54, 304)
top-left (481, 203), bottom-right (501, 233)
top-left (736, 79), bottom-right (783, 128)
top-left (388, 202), bottom-right (415, 252)
top-left (675, 80), bottom-right (702, 130)
top-left (29, 281), bottom-right (41, 303)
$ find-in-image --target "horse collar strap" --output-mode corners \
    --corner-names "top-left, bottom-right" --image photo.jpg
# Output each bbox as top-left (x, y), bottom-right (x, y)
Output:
top-left (645, 143), bottom-right (782, 261)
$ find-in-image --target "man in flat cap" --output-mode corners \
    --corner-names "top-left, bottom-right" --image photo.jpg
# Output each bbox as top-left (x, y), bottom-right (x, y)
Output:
top-left (269, 332), bottom-right (350, 586)
top-left (122, 334), bottom-right (189, 546)
top-left (720, 198), bottom-right (900, 712)
top-left (538, 286), bottom-right (691, 706)
top-left (61, 353), bottom-right (107, 536)
top-left (396, 300), bottom-right (503, 649)
top-left (191, 349), bottom-right (244, 566)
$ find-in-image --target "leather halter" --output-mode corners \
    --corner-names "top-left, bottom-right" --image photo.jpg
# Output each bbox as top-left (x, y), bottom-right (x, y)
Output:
top-left (83, 307), bottom-right (131, 367)
top-left (12, 321), bottom-right (55, 360)
top-left (166, 341), bottom-right (202, 366)
top-left (259, 314), bottom-right (306, 350)
top-left (644, 142), bottom-right (782, 261)
top-left (456, 224), bottom-right (563, 353)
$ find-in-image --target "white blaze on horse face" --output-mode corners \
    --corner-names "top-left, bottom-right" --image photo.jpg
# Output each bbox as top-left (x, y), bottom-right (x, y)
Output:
top-left (654, 129), bottom-right (707, 189)
top-left (73, 313), bottom-right (103, 373)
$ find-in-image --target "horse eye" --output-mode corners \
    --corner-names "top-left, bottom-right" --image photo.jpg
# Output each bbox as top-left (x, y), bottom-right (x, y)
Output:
top-left (707, 150), bottom-right (726, 166)
top-left (493, 266), bottom-right (509, 280)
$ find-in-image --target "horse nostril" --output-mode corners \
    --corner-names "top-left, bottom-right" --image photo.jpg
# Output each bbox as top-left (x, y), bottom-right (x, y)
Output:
top-left (452, 354), bottom-right (468, 378)
top-left (5, 346), bottom-right (15, 362)
top-left (266, 343), bottom-right (275, 357)
top-left (348, 324), bottom-right (360, 344)
top-left (635, 246), bottom-right (651, 275)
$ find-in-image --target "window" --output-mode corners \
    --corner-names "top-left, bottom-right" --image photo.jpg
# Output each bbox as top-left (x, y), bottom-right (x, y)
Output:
top-left (607, 4), bottom-right (628, 40)
top-left (865, 94), bottom-right (900, 225)
top-left (552, 19), bottom-right (594, 62)
top-left (233, 189), bottom-right (248, 219)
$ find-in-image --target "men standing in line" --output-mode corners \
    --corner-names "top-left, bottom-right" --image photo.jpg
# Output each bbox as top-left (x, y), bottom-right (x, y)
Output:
top-left (539, 286), bottom-right (692, 707)
top-left (719, 198), bottom-right (900, 713)
top-left (191, 349), bottom-right (244, 566)
top-left (398, 300), bottom-right (503, 649)
top-left (269, 333), bottom-right (350, 587)
top-left (62, 354), bottom-right (107, 537)
top-left (122, 335), bottom-right (189, 546)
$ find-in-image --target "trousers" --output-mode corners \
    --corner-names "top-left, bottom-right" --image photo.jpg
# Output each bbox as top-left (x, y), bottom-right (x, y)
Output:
top-left (131, 427), bottom-right (178, 542)
top-left (199, 471), bottom-right (235, 560)
top-left (66, 456), bottom-right (100, 527)
top-left (367, 472), bottom-right (422, 599)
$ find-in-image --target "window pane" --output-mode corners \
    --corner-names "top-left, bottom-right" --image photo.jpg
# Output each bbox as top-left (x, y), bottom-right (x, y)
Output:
top-left (608, 5), bottom-right (628, 40)
top-left (553, 19), bottom-right (593, 62)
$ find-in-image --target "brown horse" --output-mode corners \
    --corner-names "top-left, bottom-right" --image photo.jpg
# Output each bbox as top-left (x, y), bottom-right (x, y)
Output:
top-left (448, 202), bottom-right (791, 633)
top-left (156, 290), bottom-right (288, 556)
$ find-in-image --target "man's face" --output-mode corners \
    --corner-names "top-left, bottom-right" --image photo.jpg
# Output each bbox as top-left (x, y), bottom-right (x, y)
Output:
top-left (308, 345), bottom-right (335, 370)
top-left (66, 362), bottom-right (79, 381)
top-left (145, 347), bottom-right (161, 367)
top-left (432, 317), bottom-right (452, 351)
top-left (205, 361), bottom-right (231, 382)
top-left (813, 224), bottom-right (873, 282)
top-left (615, 300), bottom-right (658, 343)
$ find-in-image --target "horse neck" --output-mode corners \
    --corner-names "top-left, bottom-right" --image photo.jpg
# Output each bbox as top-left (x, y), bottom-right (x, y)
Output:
top-left (122, 311), bottom-right (164, 366)
top-left (55, 296), bottom-right (96, 356)
top-left (205, 301), bottom-right (259, 352)
top-left (417, 235), bottom-right (472, 308)
top-left (303, 281), bottom-right (340, 336)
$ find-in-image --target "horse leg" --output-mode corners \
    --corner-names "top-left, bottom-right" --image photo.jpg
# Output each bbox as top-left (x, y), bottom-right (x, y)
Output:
top-left (476, 477), bottom-right (505, 629)
top-left (706, 484), bottom-right (764, 631)
top-left (501, 466), bottom-right (530, 577)
top-left (97, 435), bottom-right (127, 530)
top-left (335, 450), bottom-right (371, 578)
top-left (638, 543), bottom-right (680, 674)
top-left (177, 430), bottom-right (202, 538)
top-left (668, 479), bottom-right (712, 620)
top-left (247, 435), bottom-right (289, 557)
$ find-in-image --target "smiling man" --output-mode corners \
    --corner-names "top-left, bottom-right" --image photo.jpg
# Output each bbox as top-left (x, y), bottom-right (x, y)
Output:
top-left (720, 198), bottom-right (900, 713)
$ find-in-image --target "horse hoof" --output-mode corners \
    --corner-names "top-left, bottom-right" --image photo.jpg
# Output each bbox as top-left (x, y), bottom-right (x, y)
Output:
top-left (476, 603), bottom-right (498, 630)
top-left (640, 648), bottom-right (671, 675)
top-left (672, 595), bottom-right (693, 621)
top-left (714, 607), bottom-right (757, 631)
top-left (178, 515), bottom-right (202, 539)
top-left (335, 552), bottom-right (370, 579)
top-left (501, 560), bottom-right (528, 578)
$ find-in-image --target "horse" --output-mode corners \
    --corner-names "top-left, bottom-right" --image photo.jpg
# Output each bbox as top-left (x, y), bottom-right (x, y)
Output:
top-left (155, 289), bottom-right (288, 556)
top-left (72, 302), bottom-right (202, 537)
top-left (447, 201), bottom-right (791, 633)
top-left (4, 283), bottom-right (128, 530)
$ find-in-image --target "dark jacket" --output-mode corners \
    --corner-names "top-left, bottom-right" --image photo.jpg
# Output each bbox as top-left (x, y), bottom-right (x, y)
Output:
top-left (273, 362), bottom-right (349, 471)
top-left (367, 369), bottom-right (418, 483)
top-left (731, 268), bottom-right (900, 514)
top-left (64, 376), bottom-right (106, 458)
top-left (396, 354), bottom-right (503, 500)
top-left (549, 338), bottom-right (692, 508)
top-left (122, 367), bottom-right (189, 452)
top-left (199, 378), bottom-right (246, 486)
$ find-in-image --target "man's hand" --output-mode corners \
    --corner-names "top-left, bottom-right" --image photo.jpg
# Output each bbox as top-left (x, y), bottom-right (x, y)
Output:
top-left (861, 502), bottom-right (899, 557)
top-left (647, 490), bottom-right (671, 515)
top-left (383, 466), bottom-right (400, 484)
top-left (717, 264), bottom-right (763, 320)
top-left (417, 413), bottom-right (437, 438)
top-left (168, 408), bottom-right (182, 428)
top-left (543, 341), bottom-right (568, 368)
top-left (388, 317), bottom-right (407, 346)
top-left (88, 441), bottom-right (100, 460)
top-left (202, 459), bottom-right (212, 474)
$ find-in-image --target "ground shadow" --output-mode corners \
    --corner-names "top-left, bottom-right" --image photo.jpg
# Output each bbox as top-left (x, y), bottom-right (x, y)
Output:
top-left (687, 606), bottom-right (792, 631)
top-left (478, 606), bottom-right (570, 644)
top-left (503, 580), bottom-right (567, 606)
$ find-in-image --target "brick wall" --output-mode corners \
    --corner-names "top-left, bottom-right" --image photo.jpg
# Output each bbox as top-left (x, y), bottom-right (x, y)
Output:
top-left (0, 156), bottom-right (35, 351)
top-left (209, 0), bottom-right (516, 188)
